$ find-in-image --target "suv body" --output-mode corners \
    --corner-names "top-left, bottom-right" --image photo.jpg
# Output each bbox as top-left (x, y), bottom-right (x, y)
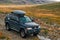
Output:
top-left (5, 10), bottom-right (40, 38)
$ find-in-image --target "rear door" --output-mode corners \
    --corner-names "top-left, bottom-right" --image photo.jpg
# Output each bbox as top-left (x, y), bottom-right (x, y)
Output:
top-left (9, 14), bottom-right (16, 29)
top-left (11, 14), bottom-right (20, 31)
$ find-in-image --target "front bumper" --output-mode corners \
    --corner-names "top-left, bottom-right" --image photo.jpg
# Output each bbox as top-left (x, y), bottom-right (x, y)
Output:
top-left (26, 28), bottom-right (40, 34)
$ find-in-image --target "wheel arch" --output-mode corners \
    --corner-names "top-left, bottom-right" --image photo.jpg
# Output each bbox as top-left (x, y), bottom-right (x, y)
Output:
top-left (5, 22), bottom-right (9, 26)
top-left (19, 28), bottom-right (25, 32)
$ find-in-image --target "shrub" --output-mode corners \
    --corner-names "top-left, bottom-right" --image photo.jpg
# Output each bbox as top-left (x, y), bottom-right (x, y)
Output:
top-left (0, 32), bottom-right (10, 40)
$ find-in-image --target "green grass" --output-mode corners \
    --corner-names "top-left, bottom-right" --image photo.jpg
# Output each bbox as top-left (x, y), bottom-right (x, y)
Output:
top-left (24, 2), bottom-right (60, 25)
top-left (34, 2), bottom-right (60, 15)
top-left (39, 16), bottom-right (60, 25)
top-left (31, 2), bottom-right (60, 25)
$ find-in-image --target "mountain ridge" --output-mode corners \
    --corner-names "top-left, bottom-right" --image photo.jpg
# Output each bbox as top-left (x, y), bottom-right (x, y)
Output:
top-left (0, 0), bottom-right (54, 4)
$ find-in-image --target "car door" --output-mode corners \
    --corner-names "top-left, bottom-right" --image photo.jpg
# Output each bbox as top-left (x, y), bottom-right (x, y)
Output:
top-left (8, 14), bottom-right (14, 29)
top-left (9, 14), bottom-right (16, 29)
top-left (11, 15), bottom-right (20, 31)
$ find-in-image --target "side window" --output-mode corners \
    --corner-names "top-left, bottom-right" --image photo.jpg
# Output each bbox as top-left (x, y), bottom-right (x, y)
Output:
top-left (10, 14), bottom-right (18, 21)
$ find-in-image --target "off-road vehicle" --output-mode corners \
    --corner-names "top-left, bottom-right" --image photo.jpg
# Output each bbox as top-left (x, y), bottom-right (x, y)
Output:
top-left (5, 10), bottom-right (40, 38)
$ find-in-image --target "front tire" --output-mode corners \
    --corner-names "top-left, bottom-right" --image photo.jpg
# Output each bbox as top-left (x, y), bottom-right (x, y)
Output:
top-left (20, 30), bottom-right (26, 38)
top-left (33, 33), bottom-right (38, 36)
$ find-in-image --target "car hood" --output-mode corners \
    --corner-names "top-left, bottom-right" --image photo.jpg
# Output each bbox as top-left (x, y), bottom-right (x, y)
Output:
top-left (24, 22), bottom-right (39, 27)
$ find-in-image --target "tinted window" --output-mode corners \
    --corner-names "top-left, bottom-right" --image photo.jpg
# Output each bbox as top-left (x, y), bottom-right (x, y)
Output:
top-left (19, 16), bottom-right (32, 23)
top-left (10, 14), bottom-right (18, 21)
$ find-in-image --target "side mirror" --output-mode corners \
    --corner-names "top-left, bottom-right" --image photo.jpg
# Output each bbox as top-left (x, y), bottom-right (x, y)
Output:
top-left (32, 19), bottom-right (34, 22)
top-left (30, 17), bottom-right (34, 22)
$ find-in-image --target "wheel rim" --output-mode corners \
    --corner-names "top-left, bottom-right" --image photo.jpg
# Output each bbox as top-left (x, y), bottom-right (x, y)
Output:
top-left (21, 31), bottom-right (25, 37)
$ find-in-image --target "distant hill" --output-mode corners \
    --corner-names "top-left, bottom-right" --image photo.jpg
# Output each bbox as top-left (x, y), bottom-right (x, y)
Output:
top-left (0, 0), bottom-right (54, 4)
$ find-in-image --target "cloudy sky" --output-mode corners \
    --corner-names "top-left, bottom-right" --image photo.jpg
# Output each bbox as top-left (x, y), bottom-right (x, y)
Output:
top-left (50, 0), bottom-right (60, 2)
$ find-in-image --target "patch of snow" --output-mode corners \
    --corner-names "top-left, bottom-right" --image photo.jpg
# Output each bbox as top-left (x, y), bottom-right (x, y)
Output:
top-left (37, 35), bottom-right (51, 40)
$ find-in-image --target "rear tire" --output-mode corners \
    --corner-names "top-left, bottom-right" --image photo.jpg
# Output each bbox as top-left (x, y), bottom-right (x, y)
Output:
top-left (20, 30), bottom-right (26, 38)
top-left (6, 24), bottom-right (11, 31)
top-left (33, 33), bottom-right (38, 36)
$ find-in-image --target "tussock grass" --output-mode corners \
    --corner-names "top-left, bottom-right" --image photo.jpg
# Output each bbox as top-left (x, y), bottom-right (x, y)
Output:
top-left (0, 2), bottom-right (60, 25)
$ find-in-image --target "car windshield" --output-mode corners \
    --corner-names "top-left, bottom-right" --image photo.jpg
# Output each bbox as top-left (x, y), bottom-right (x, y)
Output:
top-left (19, 16), bottom-right (32, 23)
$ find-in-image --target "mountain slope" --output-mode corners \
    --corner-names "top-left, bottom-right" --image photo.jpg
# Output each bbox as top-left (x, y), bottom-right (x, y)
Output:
top-left (0, 2), bottom-right (60, 25)
top-left (29, 2), bottom-right (60, 25)
top-left (0, 0), bottom-right (54, 4)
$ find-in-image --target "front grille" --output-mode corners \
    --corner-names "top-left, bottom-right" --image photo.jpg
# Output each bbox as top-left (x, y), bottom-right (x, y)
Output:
top-left (32, 26), bottom-right (38, 29)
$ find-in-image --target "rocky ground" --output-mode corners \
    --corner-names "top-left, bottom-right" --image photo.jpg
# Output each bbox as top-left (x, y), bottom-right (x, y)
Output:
top-left (0, 14), bottom-right (39, 40)
top-left (35, 18), bottom-right (60, 40)
top-left (0, 13), bottom-right (60, 40)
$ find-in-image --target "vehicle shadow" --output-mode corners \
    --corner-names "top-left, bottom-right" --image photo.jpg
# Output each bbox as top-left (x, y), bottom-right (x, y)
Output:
top-left (3, 27), bottom-right (38, 40)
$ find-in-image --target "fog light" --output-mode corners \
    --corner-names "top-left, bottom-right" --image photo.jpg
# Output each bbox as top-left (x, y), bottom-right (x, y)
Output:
top-left (27, 28), bottom-right (32, 30)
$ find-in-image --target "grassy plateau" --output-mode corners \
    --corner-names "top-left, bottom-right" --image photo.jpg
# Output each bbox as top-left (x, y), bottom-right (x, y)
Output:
top-left (0, 2), bottom-right (60, 25)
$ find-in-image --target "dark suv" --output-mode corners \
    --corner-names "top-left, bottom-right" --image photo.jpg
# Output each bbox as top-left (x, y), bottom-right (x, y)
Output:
top-left (5, 10), bottom-right (40, 38)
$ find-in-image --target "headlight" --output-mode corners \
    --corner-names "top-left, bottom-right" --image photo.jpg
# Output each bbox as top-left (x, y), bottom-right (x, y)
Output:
top-left (38, 26), bottom-right (40, 28)
top-left (27, 28), bottom-right (32, 30)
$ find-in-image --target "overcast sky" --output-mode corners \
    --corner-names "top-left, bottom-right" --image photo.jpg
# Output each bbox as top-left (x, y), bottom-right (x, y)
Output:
top-left (49, 0), bottom-right (60, 2)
